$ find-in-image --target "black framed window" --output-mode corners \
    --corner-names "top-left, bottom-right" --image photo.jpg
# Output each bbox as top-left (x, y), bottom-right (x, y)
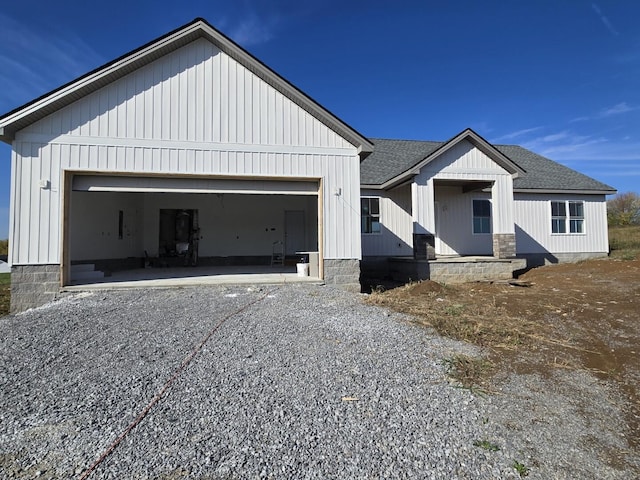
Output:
top-left (361, 198), bottom-right (381, 234)
top-left (473, 199), bottom-right (492, 234)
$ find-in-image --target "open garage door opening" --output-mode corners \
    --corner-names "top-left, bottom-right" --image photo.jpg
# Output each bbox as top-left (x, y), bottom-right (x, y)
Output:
top-left (64, 175), bottom-right (321, 286)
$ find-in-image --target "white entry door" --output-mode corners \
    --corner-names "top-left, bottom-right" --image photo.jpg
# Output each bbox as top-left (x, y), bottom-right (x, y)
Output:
top-left (284, 210), bottom-right (305, 256)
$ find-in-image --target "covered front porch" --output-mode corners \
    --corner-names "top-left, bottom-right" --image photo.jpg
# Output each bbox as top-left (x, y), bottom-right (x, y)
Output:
top-left (412, 177), bottom-right (517, 261)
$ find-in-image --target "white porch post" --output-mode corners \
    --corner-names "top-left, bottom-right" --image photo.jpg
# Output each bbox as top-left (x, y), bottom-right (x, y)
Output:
top-left (412, 178), bottom-right (436, 234)
top-left (491, 176), bottom-right (516, 258)
top-left (411, 178), bottom-right (436, 259)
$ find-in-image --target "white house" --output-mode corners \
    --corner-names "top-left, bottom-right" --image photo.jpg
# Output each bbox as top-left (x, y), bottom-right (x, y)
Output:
top-left (0, 18), bottom-right (373, 312)
top-left (359, 129), bottom-right (615, 283)
top-left (0, 19), bottom-right (615, 312)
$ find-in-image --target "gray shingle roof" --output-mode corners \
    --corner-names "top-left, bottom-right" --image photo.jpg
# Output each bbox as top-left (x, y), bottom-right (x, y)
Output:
top-left (495, 144), bottom-right (615, 192)
top-left (362, 138), bottom-right (615, 193)
top-left (361, 138), bottom-right (444, 185)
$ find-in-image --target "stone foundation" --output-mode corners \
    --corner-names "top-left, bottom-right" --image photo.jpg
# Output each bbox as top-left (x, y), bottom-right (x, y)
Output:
top-left (492, 233), bottom-right (516, 259)
top-left (369, 256), bottom-right (527, 285)
top-left (323, 259), bottom-right (360, 292)
top-left (11, 265), bottom-right (61, 313)
top-left (517, 252), bottom-right (608, 270)
top-left (427, 257), bottom-right (526, 283)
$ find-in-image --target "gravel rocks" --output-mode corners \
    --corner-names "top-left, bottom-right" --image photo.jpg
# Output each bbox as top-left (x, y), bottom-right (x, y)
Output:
top-left (0, 285), bottom-right (636, 478)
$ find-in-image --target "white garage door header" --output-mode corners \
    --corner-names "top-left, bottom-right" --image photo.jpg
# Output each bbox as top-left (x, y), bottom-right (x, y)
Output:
top-left (72, 175), bottom-right (319, 195)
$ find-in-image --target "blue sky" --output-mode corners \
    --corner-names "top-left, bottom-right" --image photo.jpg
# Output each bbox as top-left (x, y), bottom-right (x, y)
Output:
top-left (1, 1), bottom-right (639, 239)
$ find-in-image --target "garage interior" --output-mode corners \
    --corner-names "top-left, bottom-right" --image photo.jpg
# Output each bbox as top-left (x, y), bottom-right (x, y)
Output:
top-left (65, 175), bottom-right (321, 286)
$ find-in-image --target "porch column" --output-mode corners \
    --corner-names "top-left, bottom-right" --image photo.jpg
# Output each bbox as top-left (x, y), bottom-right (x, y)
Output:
top-left (491, 176), bottom-right (516, 258)
top-left (411, 179), bottom-right (436, 259)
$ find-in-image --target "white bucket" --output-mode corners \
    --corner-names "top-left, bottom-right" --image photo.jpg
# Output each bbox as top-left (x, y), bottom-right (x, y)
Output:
top-left (296, 263), bottom-right (310, 277)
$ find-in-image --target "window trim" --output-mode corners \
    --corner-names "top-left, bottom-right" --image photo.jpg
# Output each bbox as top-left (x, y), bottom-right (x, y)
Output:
top-left (550, 200), bottom-right (585, 235)
top-left (360, 197), bottom-right (381, 235)
top-left (472, 198), bottom-right (492, 235)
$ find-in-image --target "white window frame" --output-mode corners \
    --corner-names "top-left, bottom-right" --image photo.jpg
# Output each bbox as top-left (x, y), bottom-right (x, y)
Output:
top-left (472, 198), bottom-right (492, 235)
top-left (550, 200), bottom-right (585, 235)
top-left (361, 197), bottom-right (381, 235)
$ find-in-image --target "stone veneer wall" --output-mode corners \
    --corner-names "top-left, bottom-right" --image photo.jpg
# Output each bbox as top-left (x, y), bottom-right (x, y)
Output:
top-left (428, 258), bottom-right (526, 284)
top-left (492, 233), bottom-right (516, 259)
top-left (10, 265), bottom-right (61, 313)
top-left (323, 259), bottom-right (361, 292)
top-left (384, 257), bottom-right (527, 284)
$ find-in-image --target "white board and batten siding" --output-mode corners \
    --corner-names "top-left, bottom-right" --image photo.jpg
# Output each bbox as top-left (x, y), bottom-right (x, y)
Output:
top-left (433, 186), bottom-right (493, 256)
top-left (411, 140), bottom-right (515, 239)
top-left (514, 193), bottom-right (609, 254)
top-left (10, 37), bottom-right (361, 265)
top-left (361, 185), bottom-right (413, 257)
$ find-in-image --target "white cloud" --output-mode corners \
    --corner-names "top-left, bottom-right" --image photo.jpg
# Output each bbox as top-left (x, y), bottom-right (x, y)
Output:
top-left (569, 115), bottom-right (592, 123)
top-left (228, 14), bottom-right (279, 46)
top-left (569, 102), bottom-right (636, 123)
top-left (492, 126), bottom-right (543, 142)
top-left (0, 13), bottom-right (104, 112)
top-left (591, 3), bottom-right (619, 36)
top-left (541, 131), bottom-right (570, 143)
top-left (600, 102), bottom-right (635, 117)
top-left (535, 137), bottom-right (607, 157)
top-left (521, 131), bottom-right (595, 152)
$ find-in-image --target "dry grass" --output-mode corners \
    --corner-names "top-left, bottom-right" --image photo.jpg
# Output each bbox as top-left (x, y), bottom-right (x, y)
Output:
top-left (367, 281), bottom-right (540, 350)
top-left (0, 273), bottom-right (10, 317)
top-left (609, 225), bottom-right (640, 260)
top-left (366, 280), bottom-right (542, 387)
top-left (443, 354), bottom-right (494, 391)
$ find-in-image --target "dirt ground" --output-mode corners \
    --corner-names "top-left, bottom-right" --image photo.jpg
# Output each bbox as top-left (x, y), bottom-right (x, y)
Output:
top-left (368, 256), bottom-right (640, 470)
top-left (471, 258), bottom-right (639, 444)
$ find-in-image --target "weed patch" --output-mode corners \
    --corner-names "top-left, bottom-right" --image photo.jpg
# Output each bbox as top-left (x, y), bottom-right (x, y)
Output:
top-left (442, 354), bottom-right (493, 390)
top-left (513, 460), bottom-right (530, 477)
top-left (473, 439), bottom-right (500, 452)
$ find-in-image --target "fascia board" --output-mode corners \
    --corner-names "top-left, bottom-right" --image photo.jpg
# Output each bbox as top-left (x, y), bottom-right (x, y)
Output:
top-left (514, 188), bottom-right (617, 195)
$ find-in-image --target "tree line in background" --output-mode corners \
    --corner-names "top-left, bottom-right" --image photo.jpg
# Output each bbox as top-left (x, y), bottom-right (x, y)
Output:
top-left (0, 239), bottom-right (7, 256)
top-left (607, 192), bottom-right (640, 226)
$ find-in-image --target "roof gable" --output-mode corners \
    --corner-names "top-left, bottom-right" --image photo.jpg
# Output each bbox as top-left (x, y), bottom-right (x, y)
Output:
top-left (360, 131), bottom-right (616, 194)
top-left (0, 18), bottom-right (373, 157)
top-left (362, 128), bottom-right (524, 188)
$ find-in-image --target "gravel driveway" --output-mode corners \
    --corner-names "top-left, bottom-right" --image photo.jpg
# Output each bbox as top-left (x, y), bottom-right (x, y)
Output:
top-left (0, 285), bottom-right (633, 479)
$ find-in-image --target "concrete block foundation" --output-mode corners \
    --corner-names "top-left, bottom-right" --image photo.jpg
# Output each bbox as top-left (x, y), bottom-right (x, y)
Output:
top-left (11, 265), bottom-right (61, 313)
top-left (323, 259), bottom-right (360, 292)
top-left (362, 256), bottom-right (527, 285)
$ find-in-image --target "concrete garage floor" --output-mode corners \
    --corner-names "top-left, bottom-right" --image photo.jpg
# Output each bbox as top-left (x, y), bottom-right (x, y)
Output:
top-left (65, 265), bottom-right (322, 290)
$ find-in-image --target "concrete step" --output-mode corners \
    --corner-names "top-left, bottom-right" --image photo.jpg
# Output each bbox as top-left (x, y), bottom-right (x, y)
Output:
top-left (71, 270), bottom-right (105, 281)
top-left (70, 264), bottom-right (96, 273)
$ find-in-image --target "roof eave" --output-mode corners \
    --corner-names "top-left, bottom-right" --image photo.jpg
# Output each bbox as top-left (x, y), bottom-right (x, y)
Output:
top-left (514, 188), bottom-right (617, 195)
top-left (375, 170), bottom-right (418, 190)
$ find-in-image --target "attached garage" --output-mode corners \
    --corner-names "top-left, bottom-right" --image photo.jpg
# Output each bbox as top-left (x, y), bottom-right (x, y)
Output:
top-left (66, 174), bottom-right (321, 283)
top-left (1, 18), bottom-right (373, 312)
